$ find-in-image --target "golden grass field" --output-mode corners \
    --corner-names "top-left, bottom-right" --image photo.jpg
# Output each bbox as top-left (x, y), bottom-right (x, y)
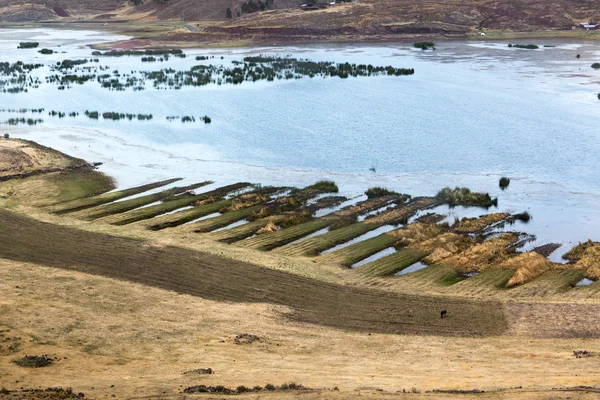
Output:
top-left (2, 139), bottom-right (600, 400)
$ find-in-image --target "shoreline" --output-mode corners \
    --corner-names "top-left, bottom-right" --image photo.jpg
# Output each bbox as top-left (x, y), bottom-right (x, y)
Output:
top-left (3, 22), bottom-right (600, 49)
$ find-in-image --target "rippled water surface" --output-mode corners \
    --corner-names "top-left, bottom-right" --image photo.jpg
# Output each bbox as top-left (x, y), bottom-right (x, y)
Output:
top-left (2, 28), bottom-right (600, 249)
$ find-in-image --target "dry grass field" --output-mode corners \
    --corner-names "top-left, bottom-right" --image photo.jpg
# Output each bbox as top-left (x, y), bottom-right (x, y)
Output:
top-left (2, 140), bottom-right (600, 399)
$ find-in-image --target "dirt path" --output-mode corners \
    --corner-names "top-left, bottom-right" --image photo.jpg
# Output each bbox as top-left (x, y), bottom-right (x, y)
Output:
top-left (0, 209), bottom-right (506, 336)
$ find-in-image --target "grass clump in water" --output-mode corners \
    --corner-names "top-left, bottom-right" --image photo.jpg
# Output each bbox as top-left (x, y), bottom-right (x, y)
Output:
top-left (563, 240), bottom-right (596, 261)
top-left (436, 187), bottom-right (497, 208)
top-left (38, 48), bottom-right (54, 55)
top-left (592, 63), bottom-right (600, 69)
top-left (303, 180), bottom-right (338, 193)
top-left (499, 176), bottom-right (510, 189)
top-left (18, 42), bottom-right (39, 49)
top-left (512, 211), bottom-right (531, 223)
top-left (84, 110), bottom-right (99, 119)
top-left (508, 44), bottom-right (539, 49)
top-left (365, 187), bottom-right (398, 198)
top-left (414, 42), bottom-right (435, 50)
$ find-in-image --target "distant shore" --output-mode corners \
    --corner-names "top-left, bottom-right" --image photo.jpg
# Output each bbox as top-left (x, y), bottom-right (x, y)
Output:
top-left (3, 21), bottom-right (600, 50)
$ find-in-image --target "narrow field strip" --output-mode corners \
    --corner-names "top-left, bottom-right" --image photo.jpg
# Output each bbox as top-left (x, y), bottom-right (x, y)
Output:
top-left (49, 178), bottom-right (182, 214)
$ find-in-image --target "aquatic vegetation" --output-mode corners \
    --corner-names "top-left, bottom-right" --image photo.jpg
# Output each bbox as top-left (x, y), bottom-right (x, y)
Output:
top-left (84, 110), bottom-right (99, 119)
top-left (436, 187), bottom-right (497, 208)
top-left (0, 108), bottom-right (44, 113)
top-left (49, 111), bottom-right (66, 118)
top-left (512, 211), bottom-right (531, 223)
top-left (2, 55), bottom-right (415, 93)
top-left (58, 59), bottom-right (89, 69)
top-left (365, 187), bottom-right (398, 198)
top-left (302, 180), bottom-right (339, 193)
top-left (17, 42), bottom-right (39, 49)
top-left (414, 42), bottom-right (435, 50)
top-left (5, 118), bottom-right (43, 125)
top-left (592, 63), bottom-right (600, 69)
top-left (499, 176), bottom-right (510, 189)
top-left (38, 49), bottom-right (54, 55)
top-left (100, 112), bottom-right (151, 121)
top-left (0, 61), bottom-right (43, 93)
top-left (508, 44), bottom-right (539, 49)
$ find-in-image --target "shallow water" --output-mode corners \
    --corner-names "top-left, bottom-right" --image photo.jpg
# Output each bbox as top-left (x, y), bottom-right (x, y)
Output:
top-left (395, 261), bottom-right (428, 275)
top-left (2, 29), bottom-right (600, 245)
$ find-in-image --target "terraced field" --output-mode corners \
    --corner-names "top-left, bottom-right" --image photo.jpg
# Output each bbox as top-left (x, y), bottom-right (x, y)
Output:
top-left (32, 173), bottom-right (600, 300)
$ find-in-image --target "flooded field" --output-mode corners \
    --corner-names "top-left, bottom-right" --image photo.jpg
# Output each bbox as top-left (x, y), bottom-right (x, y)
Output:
top-left (2, 28), bottom-right (600, 252)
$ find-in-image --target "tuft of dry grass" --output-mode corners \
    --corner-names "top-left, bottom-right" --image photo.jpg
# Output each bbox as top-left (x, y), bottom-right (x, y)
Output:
top-left (504, 252), bottom-right (556, 287)
top-left (420, 233), bottom-right (476, 265)
top-left (257, 221), bottom-right (279, 235)
top-left (454, 213), bottom-right (509, 233)
top-left (572, 242), bottom-right (600, 280)
top-left (441, 233), bottom-right (519, 273)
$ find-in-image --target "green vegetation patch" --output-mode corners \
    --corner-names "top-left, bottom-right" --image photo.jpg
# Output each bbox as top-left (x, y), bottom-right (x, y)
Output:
top-left (52, 178), bottom-right (182, 214)
top-left (358, 248), bottom-right (428, 276)
top-left (414, 42), bottom-right (435, 50)
top-left (365, 187), bottom-right (398, 198)
top-left (508, 44), bottom-right (539, 49)
top-left (436, 187), bottom-right (497, 208)
top-left (18, 42), bottom-right (39, 49)
top-left (80, 181), bottom-right (213, 221)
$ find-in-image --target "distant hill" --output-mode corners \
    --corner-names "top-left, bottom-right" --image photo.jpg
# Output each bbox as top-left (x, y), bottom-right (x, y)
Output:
top-left (0, 0), bottom-right (302, 22)
top-left (1, 0), bottom-right (599, 35)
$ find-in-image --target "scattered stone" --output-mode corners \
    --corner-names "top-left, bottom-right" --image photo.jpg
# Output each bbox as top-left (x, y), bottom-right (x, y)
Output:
top-left (184, 368), bottom-right (213, 375)
top-left (183, 382), bottom-right (309, 394)
top-left (234, 334), bottom-right (260, 345)
top-left (12, 354), bottom-right (54, 368)
top-left (432, 389), bottom-right (485, 394)
top-left (573, 350), bottom-right (598, 358)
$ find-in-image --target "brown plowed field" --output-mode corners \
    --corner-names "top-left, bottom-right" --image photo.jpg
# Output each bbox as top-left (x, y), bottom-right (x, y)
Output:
top-left (0, 209), bottom-right (506, 337)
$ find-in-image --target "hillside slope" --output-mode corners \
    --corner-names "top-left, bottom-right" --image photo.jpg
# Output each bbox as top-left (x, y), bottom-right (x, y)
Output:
top-left (0, 0), bottom-right (302, 22)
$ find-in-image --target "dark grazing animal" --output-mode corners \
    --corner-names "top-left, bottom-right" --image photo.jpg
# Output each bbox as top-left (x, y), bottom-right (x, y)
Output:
top-left (440, 309), bottom-right (447, 318)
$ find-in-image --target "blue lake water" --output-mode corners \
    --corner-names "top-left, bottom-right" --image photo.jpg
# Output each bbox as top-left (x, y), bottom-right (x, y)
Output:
top-left (1, 28), bottom-right (600, 250)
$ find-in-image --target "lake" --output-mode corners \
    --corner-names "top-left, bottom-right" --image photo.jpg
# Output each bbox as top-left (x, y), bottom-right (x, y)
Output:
top-left (2, 28), bottom-right (600, 257)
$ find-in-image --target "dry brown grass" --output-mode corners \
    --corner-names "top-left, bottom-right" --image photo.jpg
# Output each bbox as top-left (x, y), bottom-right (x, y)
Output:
top-left (257, 221), bottom-right (279, 234)
top-left (0, 138), bottom-right (81, 178)
top-left (455, 213), bottom-right (509, 233)
top-left (504, 252), bottom-right (557, 287)
top-left (573, 242), bottom-right (600, 280)
top-left (420, 233), bottom-right (476, 264)
top-left (2, 260), bottom-right (600, 400)
top-left (441, 233), bottom-right (519, 273)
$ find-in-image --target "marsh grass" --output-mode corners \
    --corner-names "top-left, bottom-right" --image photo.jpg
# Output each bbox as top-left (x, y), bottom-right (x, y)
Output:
top-left (436, 187), bottom-right (497, 208)
top-left (365, 187), bottom-right (398, 198)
